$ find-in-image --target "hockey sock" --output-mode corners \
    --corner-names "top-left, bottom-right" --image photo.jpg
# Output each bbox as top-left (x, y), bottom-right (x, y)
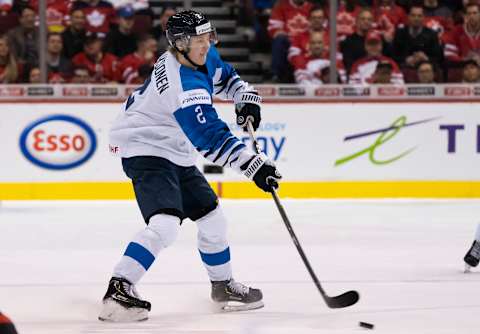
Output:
top-left (113, 214), bottom-right (180, 284)
top-left (475, 223), bottom-right (480, 242)
top-left (196, 206), bottom-right (232, 281)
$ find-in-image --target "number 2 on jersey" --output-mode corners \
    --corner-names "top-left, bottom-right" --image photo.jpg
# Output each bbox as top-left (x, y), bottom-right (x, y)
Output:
top-left (195, 106), bottom-right (206, 124)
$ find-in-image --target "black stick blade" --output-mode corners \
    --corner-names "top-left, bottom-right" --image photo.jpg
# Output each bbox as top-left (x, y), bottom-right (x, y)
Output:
top-left (325, 290), bottom-right (360, 308)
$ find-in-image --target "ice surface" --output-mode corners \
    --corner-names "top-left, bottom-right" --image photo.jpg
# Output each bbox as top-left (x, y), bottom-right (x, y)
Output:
top-left (1, 199), bottom-right (480, 334)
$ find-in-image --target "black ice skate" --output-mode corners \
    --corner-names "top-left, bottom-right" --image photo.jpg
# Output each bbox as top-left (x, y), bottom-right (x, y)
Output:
top-left (464, 240), bottom-right (480, 272)
top-left (211, 279), bottom-right (264, 312)
top-left (98, 277), bottom-right (151, 322)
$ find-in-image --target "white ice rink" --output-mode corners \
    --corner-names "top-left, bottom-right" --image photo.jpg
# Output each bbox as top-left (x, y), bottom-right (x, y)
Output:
top-left (1, 199), bottom-right (480, 334)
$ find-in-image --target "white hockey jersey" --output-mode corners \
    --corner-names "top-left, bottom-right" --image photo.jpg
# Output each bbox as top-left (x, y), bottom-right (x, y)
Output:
top-left (109, 46), bottom-right (256, 172)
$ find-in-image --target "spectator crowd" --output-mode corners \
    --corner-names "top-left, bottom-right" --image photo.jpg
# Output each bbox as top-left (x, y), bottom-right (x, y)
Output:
top-left (265, 0), bottom-right (480, 84)
top-left (0, 0), bottom-right (175, 84)
top-left (0, 0), bottom-right (480, 85)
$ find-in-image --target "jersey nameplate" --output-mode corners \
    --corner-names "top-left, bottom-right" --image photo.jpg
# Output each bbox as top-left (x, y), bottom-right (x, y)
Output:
top-left (180, 89), bottom-right (212, 108)
top-left (154, 54), bottom-right (169, 95)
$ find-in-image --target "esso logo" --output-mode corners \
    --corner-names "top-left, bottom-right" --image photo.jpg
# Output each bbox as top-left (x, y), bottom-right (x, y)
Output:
top-left (19, 115), bottom-right (97, 170)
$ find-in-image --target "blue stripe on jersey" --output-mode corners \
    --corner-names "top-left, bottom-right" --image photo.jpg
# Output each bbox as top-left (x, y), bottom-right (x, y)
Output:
top-left (124, 242), bottom-right (155, 270)
top-left (174, 104), bottom-right (242, 158)
top-left (210, 47), bottom-right (237, 83)
top-left (216, 75), bottom-right (239, 96)
top-left (176, 46), bottom-right (245, 163)
top-left (213, 136), bottom-right (236, 162)
top-left (199, 247), bottom-right (231, 266)
top-left (179, 47), bottom-right (226, 95)
top-left (203, 134), bottom-right (232, 159)
top-left (179, 46), bottom-right (241, 101)
top-left (214, 76), bottom-right (227, 88)
top-left (223, 142), bottom-right (246, 167)
top-left (225, 77), bottom-right (241, 95)
top-left (179, 66), bottom-right (213, 95)
top-left (215, 79), bottom-right (229, 95)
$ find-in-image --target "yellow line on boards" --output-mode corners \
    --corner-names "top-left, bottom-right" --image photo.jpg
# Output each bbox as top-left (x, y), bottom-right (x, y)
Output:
top-left (1, 181), bottom-right (480, 200)
top-left (0, 182), bottom-right (135, 200)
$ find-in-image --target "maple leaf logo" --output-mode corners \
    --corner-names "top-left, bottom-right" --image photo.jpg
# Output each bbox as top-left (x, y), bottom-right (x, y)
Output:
top-left (286, 14), bottom-right (309, 36)
top-left (86, 10), bottom-right (106, 28)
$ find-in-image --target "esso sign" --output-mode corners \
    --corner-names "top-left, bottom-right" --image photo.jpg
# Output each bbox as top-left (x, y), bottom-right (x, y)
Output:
top-left (20, 115), bottom-right (97, 170)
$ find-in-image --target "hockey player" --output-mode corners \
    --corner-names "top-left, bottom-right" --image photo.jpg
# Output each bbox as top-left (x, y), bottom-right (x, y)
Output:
top-left (464, 223), bottom-right (480, 272)
top-left (99, 10), bottom-right (282, 322)
top-left (0, 312), bottom-right (17, 334)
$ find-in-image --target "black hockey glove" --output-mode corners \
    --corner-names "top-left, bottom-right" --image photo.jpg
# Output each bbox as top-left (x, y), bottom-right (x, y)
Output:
top-left (235, 91), bottom-right (262, 132)
top-left (241, 154), bottom-right (282, 192)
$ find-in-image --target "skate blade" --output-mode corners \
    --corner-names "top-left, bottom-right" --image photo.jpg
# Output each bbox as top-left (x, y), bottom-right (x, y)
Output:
top-left (465, 264), bottom-right (472, 273)
top-left (98, 299), bottom-right (149, 322)
top-left (216, 300), bottom-right (264, 312)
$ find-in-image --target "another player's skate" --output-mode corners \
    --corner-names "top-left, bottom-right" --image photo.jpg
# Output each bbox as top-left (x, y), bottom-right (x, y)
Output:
top-left (464, 240), bottom-right (480, 273)
top-left (211, 278), bottom-right (264, 312)
top-left (98, 277), bottom-right (151, 322)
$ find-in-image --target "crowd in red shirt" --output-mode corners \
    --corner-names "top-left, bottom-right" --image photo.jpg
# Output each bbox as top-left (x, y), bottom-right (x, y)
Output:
top-left (0, 0), bottom-right (171, 84)
top-left (267, 0), bottom-right (480, 84)
top-left (1, 0), bottom-right (480, 85)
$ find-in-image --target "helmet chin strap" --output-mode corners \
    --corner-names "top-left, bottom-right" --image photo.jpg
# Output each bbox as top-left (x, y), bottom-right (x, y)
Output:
top-left (174, 44), bottom-right (201, 68)
top-left (183, 51), bottom-right (202, 68)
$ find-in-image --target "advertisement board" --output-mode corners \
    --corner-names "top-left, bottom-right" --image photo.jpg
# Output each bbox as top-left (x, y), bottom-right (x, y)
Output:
top-left (1, 102), bottom-right (479, 198)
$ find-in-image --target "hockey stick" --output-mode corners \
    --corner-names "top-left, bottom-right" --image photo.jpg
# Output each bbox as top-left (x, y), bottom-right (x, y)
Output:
top-left (246, 121), bottom-right (360, 309)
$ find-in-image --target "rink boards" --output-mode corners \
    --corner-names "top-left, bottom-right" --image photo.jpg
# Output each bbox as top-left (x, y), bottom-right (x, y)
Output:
top-left (1, 101), bottom-right (479, 199)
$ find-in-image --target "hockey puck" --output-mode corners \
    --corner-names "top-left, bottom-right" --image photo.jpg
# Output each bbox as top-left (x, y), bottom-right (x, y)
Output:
top-left (359, 321), bottom-right (374, 329)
